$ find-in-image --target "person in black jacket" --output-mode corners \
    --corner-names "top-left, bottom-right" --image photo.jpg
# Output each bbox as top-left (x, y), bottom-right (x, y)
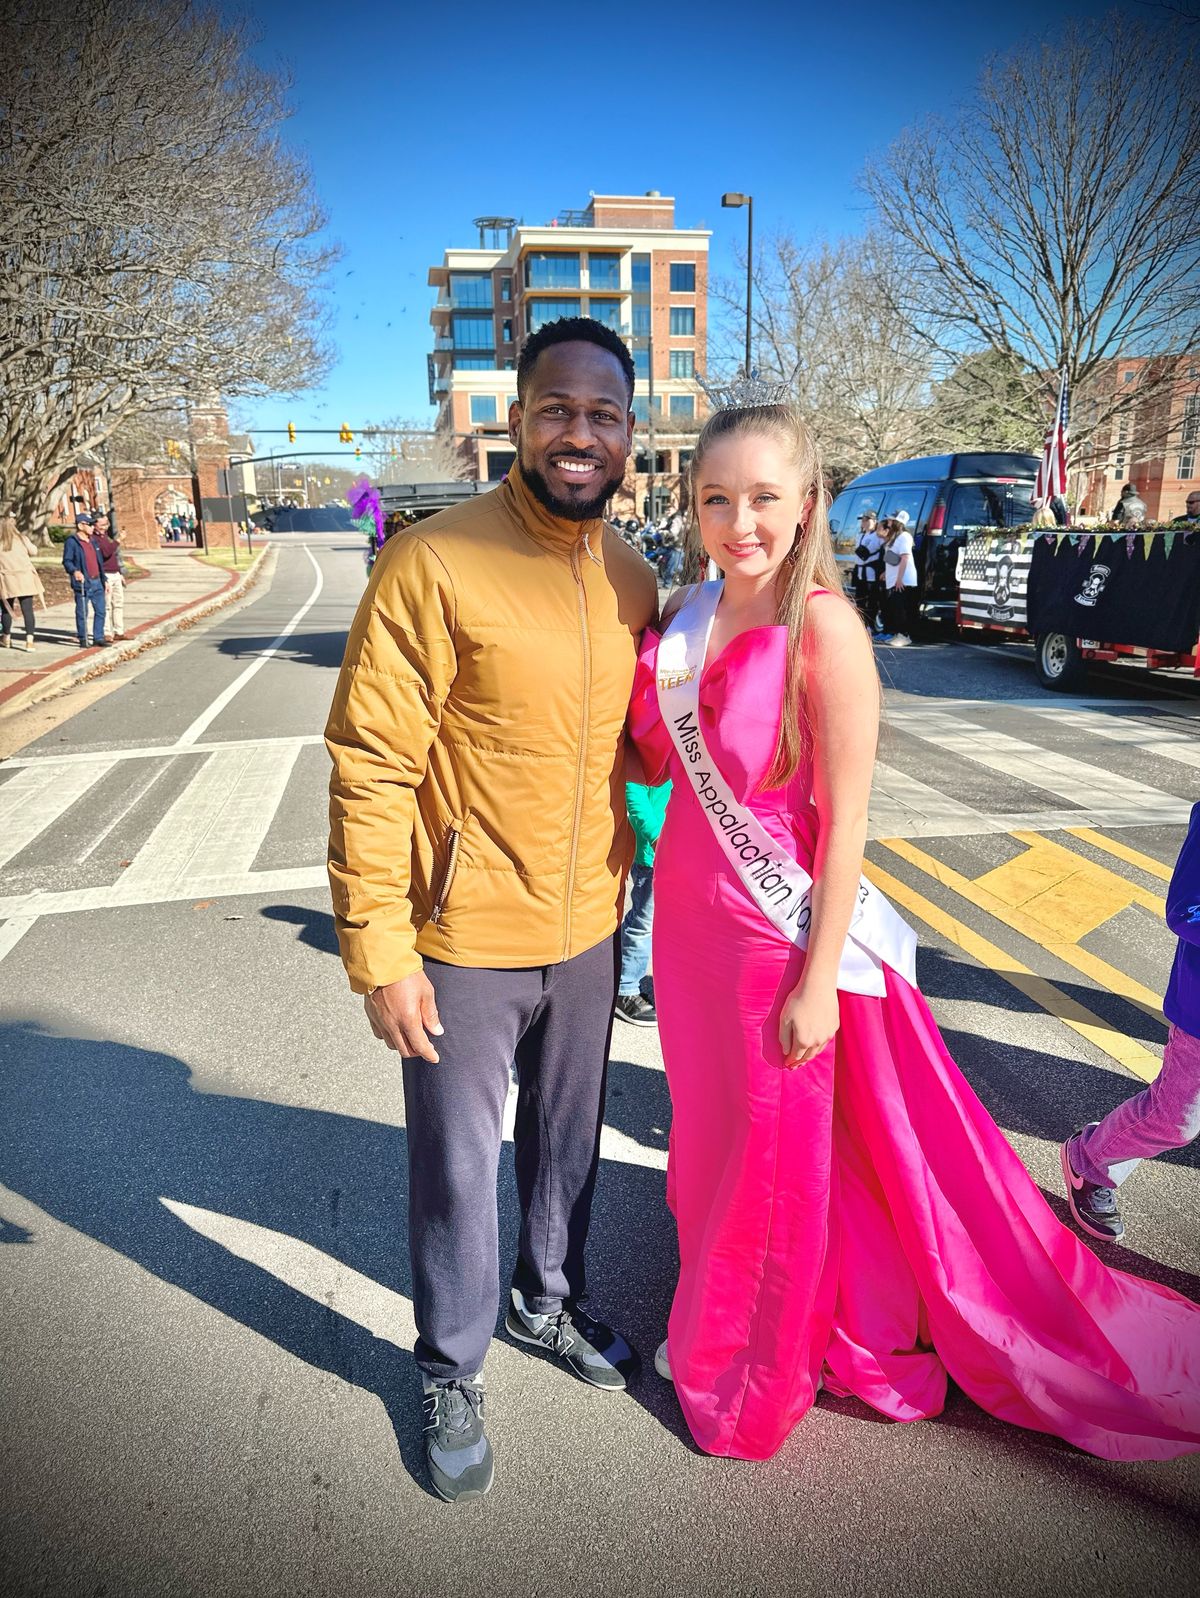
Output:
top-left (61, 516), bottom-right (108, 648)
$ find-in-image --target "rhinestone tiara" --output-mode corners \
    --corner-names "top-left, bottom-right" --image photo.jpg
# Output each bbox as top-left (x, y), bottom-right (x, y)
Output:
top-left (695, 367), bottom-right (793, 412)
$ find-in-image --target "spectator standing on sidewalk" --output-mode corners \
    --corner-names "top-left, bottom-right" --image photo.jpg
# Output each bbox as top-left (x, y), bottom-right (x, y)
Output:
top-left (62, 515), bottom-right (108, 648)
top-left (614, 778), bottom-right (671, 1027)
top-left (92, 512), bottom-right (127, 641)
top-left (1062, 802), bottom-right (1200, 1244)
top-left (881, 515), bottom-right (917, 647)
top-left (0, 513), bottom-right (43, 652)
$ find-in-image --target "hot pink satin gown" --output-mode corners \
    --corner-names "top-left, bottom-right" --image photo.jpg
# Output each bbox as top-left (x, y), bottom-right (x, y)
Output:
top-left (629, 617), bottom-right (1200, 1462)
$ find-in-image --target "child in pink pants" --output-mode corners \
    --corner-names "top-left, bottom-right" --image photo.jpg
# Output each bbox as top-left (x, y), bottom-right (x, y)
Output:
top-left (1062, 802), bottom-right (1200, 1242)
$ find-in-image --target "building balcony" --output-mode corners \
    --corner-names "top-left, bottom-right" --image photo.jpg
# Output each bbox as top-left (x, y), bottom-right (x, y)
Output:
top-left (433, 375), bottom-right (450, 395)
top-left (434, 336), bottom-right (454, 351)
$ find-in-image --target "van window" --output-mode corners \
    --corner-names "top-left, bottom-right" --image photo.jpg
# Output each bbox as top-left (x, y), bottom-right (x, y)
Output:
top-left (828, 487), bottom-right (886, 553)
top-left (947, 480), bottom-right (1034, 532)
top-left (879, 487), bottom-right (930, 533)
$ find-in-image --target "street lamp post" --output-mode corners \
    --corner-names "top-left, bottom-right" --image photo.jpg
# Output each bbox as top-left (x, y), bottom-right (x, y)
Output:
top-left (721, 191), bottom-right (754, 374)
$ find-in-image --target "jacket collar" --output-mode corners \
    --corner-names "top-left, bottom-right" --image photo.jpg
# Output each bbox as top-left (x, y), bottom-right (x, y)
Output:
top-left (501, 460), bottom-right (605, 560)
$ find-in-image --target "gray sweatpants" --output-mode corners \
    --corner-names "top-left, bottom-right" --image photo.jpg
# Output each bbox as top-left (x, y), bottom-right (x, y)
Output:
top-left (402, 935), bottom-right (619, 1382)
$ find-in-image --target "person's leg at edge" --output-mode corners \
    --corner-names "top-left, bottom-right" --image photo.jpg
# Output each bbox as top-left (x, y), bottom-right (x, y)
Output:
top-left (20, 595), bottom-right (35, 646)
top-left (507, 935), bottom-right (637, 1386)
top-left (618, 863), bottom-right (655, 996)
top-left (74, 581), bottom-right (88, 646)
top-left (1070, 1024), bottom-right (1200, 1190)
top-left (401, 959), bottom-right (538, 1383)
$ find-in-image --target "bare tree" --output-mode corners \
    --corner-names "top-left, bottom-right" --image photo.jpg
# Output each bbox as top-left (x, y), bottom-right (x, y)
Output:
top-left (0, 0), bottom-right (336, 536)
top-left (363, 418), bottom-right (475, 485)
top-left (711, 231), bottom-right (936, 482)
top-left (862, 10), bottom-right (1200, 467)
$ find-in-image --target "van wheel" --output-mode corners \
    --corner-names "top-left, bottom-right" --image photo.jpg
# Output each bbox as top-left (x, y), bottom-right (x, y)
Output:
top-left (1035, 632), bottom-right (1087, 691)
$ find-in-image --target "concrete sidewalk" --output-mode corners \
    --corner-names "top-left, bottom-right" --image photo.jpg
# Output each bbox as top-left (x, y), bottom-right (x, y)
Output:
top-left (0, 545), bottom-right (270, 718)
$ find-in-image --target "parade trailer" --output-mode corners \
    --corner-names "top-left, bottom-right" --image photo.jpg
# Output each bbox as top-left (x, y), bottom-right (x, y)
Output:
top-left (956, 523), bottom-right (1200, 689)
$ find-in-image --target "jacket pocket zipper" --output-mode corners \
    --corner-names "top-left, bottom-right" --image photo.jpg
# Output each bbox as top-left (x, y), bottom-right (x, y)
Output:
top-left (430, 819), bottom-right (464, 925)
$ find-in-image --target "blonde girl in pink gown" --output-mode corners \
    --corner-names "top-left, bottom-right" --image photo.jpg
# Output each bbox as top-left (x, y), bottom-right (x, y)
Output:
top-left (629, 401), bottom-right (1200, 1464)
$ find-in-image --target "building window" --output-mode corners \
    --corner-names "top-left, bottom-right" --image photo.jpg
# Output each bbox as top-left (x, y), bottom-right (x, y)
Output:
top-left (631, 303), bottom-right (651, 337)
top-left (486, 448), bottom-right (516, 482)
top-left (505, 394), bottom-right (518, 413)
top-left (670, 262), bottom-right (696, 293)
top-left (1178, 394), bottom-right (1199, 480)
top-left (452, 313), bottom-right (493, 349)
top-left (449, 271), bottom-right (492, 309)
top-left (501, 318), bottom-right (513, 342)
top-left (669, 307), bottom-right (695, 337)
top-left (525, 252), bottom-right (580, 290)
top-left (678, 449), bottom-right (693, 473)
top-left (527, 297), bottom-right (580, 333)
top-left (500, 276), bottom-right (512, 301)
top-left (635, 450), bottom-right (669, 473)
top-left (588, 298), bottom-right (623, 330)
top-left (631, 254), bottom-right (651, 291)
top-left (470, 395), bottom-right (498, 424)
top-left (589, 253), bottom-right (620, 290)
top-left (453, 355), bottom-right (493, 370)
top-left (633, 346), bottom-right (650, 379)
top-left (669, 350), bottom-right (695, 379)
top-left (632, 397), bottom-right (660, 423)
top-left (670, 394), bottom-right (694, 419)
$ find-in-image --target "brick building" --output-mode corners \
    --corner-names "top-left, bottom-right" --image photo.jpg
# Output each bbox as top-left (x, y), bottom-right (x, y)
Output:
top-left (1077, 352), bottom-right (1200, 520)
top-left (427, 192), bottom-right (710, 516)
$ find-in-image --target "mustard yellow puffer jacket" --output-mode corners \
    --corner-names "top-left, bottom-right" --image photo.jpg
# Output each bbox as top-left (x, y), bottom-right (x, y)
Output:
top-left (326, 465), bottom-right (658, 992)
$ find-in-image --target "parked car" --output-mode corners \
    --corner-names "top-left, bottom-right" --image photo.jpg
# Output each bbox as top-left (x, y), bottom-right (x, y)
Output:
top-left (827, 452), bottom-right (1039, 623)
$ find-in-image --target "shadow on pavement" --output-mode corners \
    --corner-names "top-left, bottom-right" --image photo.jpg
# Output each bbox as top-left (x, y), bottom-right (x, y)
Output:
top-left (261, 904), bottom-right (340, 955)
top-left (217, 631), bottom-right (348, 669)
top-left (0, 1019), bottom-right (682, 1490)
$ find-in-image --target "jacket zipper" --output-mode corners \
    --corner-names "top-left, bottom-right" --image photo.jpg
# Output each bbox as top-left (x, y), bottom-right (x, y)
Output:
top-left (430, 818), bottom-right (464, 925)
top-left (563, 540), bottom-right (591, 958)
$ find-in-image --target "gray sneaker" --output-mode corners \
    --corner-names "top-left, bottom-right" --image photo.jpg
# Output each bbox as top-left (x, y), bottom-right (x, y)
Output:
top-left (505, 1287), bottom-right (638, 1390)
top-left (1061, 1126), bottom-right (1125, 1243)
top-left (421, 1376), bottom-right (494, 1503)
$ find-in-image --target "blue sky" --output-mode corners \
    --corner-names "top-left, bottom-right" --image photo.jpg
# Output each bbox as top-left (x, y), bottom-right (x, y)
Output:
top-left (238, 0), bottom-right (1125, 452)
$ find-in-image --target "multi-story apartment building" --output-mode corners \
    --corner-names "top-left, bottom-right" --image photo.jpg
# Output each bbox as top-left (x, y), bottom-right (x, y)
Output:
top-left (1076, 352), bottom-right (1200, 520)
top-left (427, 192), bottom-right (710, 515)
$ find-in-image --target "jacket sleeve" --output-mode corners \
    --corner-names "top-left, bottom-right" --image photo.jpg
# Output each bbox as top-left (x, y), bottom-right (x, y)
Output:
top-left (1165, 803), bottom-right (1200, 948)
top-left (62, 537), bottom-right (77, 576)
top-left (325, 533), bottom-right (458, 993)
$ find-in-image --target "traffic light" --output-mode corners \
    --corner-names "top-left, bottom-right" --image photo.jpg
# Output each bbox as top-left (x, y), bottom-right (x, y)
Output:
top-left (164, 438), bottom-right (181, 460)
top-left (339, 423), bottom-right (353, 444)
top-left (287, 421), bottom-right (297, 444)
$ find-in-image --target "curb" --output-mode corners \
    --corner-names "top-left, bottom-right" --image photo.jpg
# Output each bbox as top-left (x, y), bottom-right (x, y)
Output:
top-left (0, 546), bottom-right (276, 721)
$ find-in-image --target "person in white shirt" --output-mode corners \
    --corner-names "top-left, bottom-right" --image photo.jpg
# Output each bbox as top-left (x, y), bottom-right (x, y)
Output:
top-left (852, 511), bottom-right (884, 633)
top-left (881, 516), bottom-right (918, 647)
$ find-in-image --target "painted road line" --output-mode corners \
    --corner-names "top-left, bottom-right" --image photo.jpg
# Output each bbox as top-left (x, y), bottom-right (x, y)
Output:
top-left (175, 545), bottom-right (324, 748)
top-left (890, 708), bottom-right (1191, 822)
top-left (0, 757), bottom-right (115, 870)
top-left (178, 742), bottom-right (302, 879)
top-left (1065, 827), bottom-right (1175, 883)
top-left (877, 837), bottom-right (1165, 1024)
top-left (0, 916), bottom-right (37, 962)
top-left (869, 762), bottom-right (1007, 839)
top-left (1007, 830), bottom-right (1165, 917)
top-left (117, 745), bottom-right (261, 893)
top-left (0, 864), bottom-right (327, 921)
top-left (76, 759), bottom-right (173, 865)
top-left (865, 857), bottom-right (1163, 1082)
top-left (4, 734), bottom-right (325, 770)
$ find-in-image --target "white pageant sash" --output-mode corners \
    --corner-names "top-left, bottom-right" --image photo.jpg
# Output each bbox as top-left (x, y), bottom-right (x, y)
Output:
top-left (656, 581), bottom-right (917, 998)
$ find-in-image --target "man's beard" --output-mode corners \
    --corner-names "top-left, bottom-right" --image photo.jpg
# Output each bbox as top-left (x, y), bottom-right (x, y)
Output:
top-left (521, 453), bottom-right (625, 522)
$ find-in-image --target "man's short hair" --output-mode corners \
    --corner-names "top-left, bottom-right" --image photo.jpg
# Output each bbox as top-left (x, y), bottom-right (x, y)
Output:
top-left (516, 316), bottom-right (635, 406)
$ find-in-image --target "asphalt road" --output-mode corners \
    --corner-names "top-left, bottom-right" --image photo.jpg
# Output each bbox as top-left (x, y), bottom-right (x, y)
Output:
top-left (1, 536), bottom-right (1197, 1598)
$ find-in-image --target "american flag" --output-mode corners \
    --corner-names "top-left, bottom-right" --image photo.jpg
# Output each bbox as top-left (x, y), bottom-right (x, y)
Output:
top-left (1034, 369), bottom-right (1069, 502)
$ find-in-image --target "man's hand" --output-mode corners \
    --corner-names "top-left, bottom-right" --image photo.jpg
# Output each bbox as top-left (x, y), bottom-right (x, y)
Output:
top-left (365, 971), bottom-right (444, 1062)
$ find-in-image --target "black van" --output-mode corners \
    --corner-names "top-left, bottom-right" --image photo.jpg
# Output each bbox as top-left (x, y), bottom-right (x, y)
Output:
top-left (828, 452), bottom-right (1039, 622)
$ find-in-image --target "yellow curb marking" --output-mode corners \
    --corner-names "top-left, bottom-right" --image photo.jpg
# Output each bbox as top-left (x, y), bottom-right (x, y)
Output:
top-left (864, 858), bottom-right (1162, 1084)
top-left (1064, 826), bottom-right (1174, 883)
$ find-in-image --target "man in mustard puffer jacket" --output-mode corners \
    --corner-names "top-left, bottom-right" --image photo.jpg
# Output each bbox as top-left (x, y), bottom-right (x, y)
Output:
top-left (327, 318), bottom-right (657, 1501)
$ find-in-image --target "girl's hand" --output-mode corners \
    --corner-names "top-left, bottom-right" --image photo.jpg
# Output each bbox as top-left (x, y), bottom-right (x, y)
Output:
top-left (778, 981), bottom-right (840, 1069)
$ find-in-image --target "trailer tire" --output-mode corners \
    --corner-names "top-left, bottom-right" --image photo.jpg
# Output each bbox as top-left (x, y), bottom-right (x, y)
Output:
top-left (1035, 632), bottom-right (1087, 691)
